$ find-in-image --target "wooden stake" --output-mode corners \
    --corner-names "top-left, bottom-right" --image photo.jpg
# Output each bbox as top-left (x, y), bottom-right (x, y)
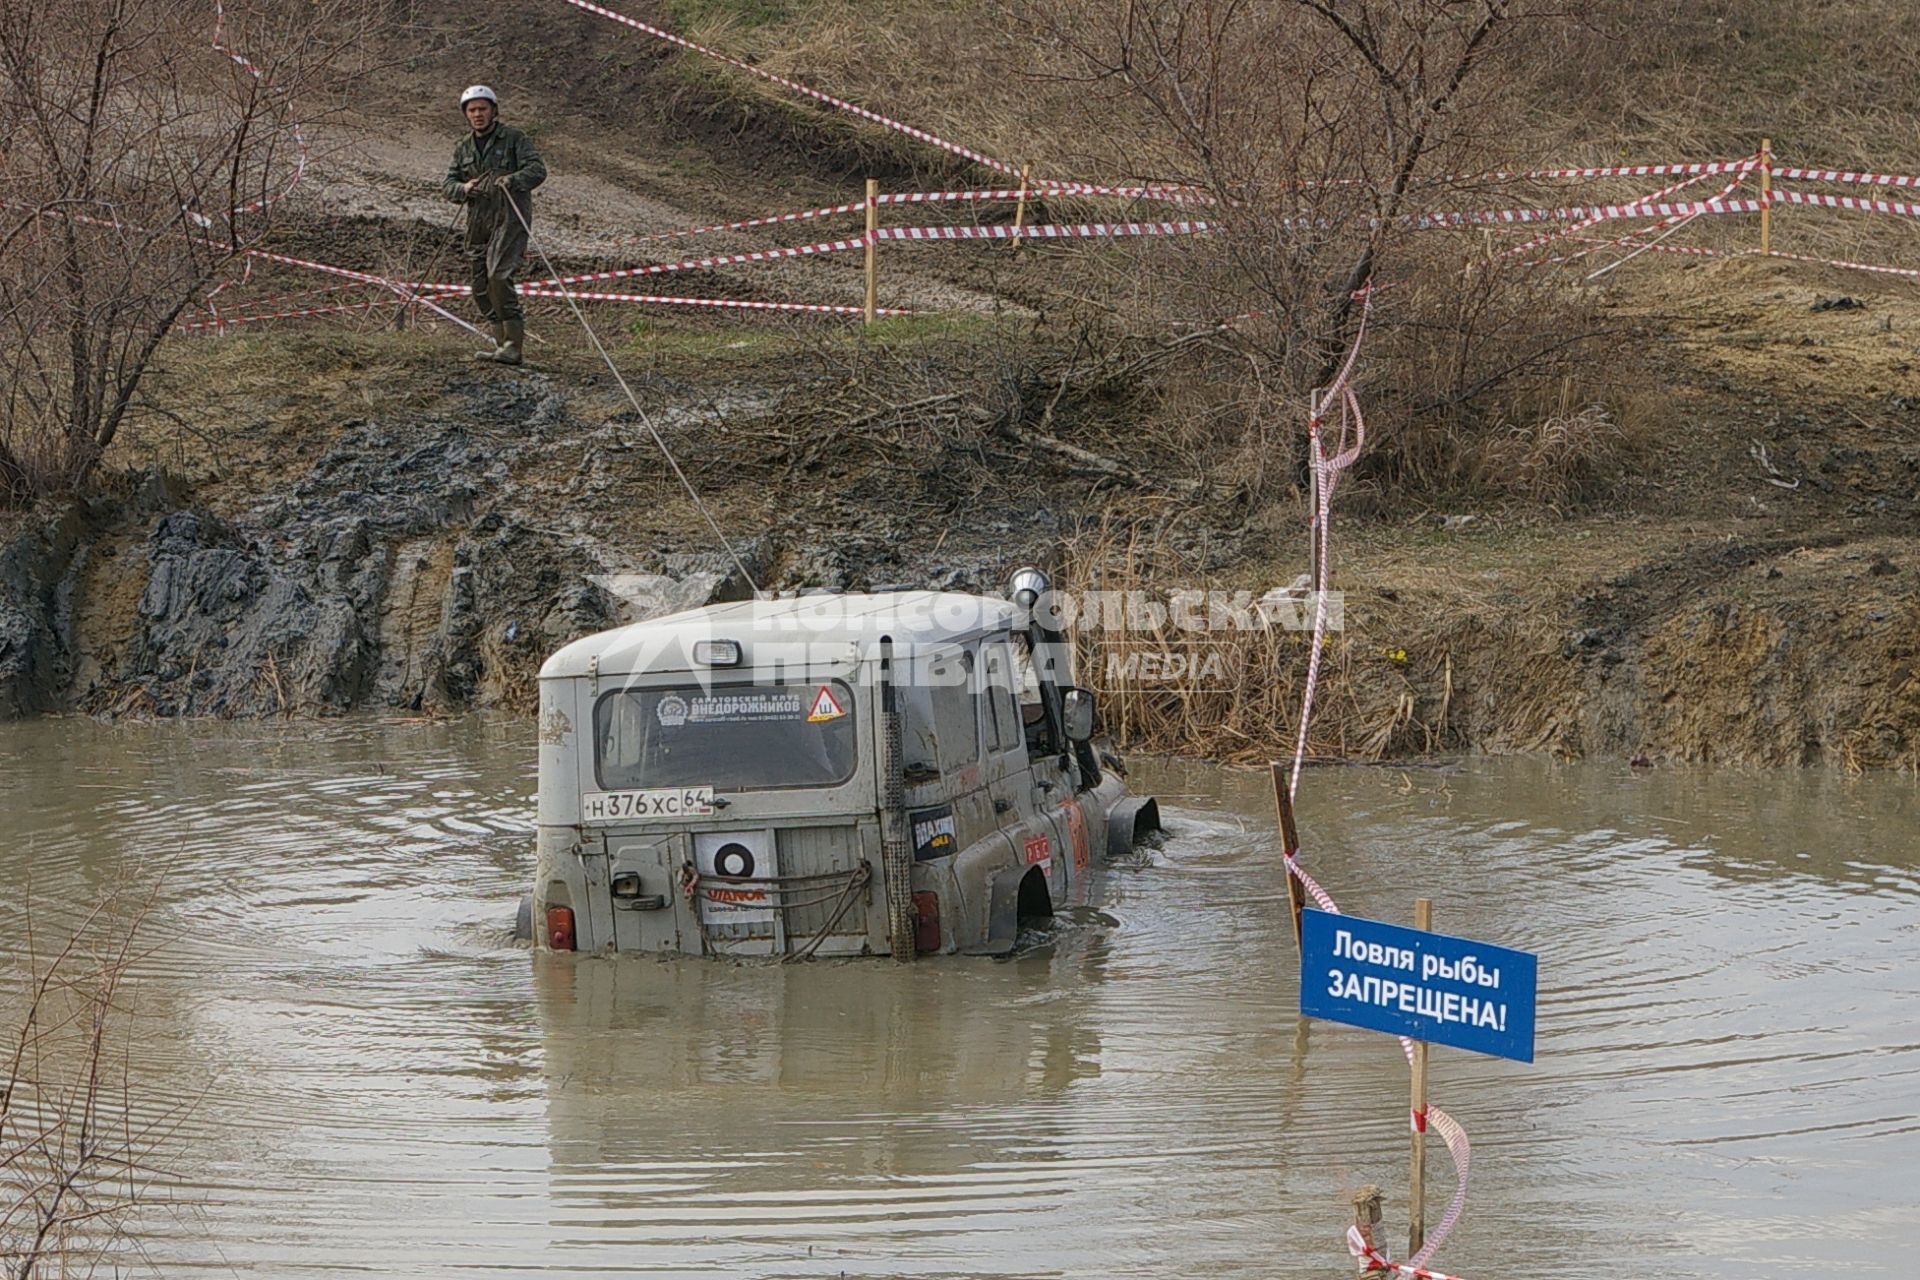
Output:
top-left (1012, 163), bottom-right (1031, 253)
top-left (864, 177), bottom-right (879, 326)
top-left (1409, 896), bottom-right (1433, 1258)
top-left (1271, 762), bottom-right (1304, 949)
top-left (1759, 137), bottom-right (1773, 258)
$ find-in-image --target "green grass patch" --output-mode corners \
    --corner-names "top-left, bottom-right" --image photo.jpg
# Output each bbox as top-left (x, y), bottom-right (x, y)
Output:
top-left (622, 317), bottom-right (806, 362)
top-left (860, 311), bottom-right (1009, 347)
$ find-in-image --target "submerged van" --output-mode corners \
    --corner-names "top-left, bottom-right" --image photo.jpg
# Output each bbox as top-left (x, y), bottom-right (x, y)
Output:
top-left (520, 569), bottom-right (1160, 959)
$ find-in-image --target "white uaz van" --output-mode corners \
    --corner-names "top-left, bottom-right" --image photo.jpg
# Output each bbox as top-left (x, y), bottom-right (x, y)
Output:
top-left (520, 570), bottom-right (1160, 959)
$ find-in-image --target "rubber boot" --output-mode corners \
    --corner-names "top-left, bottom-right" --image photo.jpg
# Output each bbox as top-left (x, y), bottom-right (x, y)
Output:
top-left (472, 322), bottom-right (504, 360)
top-left (495, 319), bottom-right (524, 366)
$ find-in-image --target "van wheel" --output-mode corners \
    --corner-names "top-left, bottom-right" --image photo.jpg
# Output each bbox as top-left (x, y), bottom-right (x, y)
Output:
top-left (513, 892), bottom-right (534, 944)
top-left (1016, 867), bottom-right (1053, 923)
top-left (1107, 796), bottom-right (1162, 858)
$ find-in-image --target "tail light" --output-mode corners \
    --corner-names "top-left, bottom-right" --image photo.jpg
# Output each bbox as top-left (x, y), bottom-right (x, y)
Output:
top-left (912, 891), bottom-right (941, 954)
top-left (545, 906), bottom-right (577, 951)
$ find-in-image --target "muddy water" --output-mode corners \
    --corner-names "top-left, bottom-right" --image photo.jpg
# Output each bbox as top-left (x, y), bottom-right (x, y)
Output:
top-left (1, 718), bottom-right (1916, 1279)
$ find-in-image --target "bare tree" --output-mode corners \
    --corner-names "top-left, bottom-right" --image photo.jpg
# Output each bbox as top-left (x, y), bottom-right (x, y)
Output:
top-left (1012, 0), bottom-right (1612, 494)
top-left (0, 0), bottom-right (380, 504)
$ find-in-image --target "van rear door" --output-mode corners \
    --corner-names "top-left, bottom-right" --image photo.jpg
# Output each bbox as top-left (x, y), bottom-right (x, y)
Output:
top-left (589, 676), bottom-right (878, 956)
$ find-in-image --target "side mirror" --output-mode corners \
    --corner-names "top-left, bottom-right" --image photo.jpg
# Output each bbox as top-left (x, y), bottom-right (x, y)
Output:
top-left (1061, 687), bottom-right (1095, 743)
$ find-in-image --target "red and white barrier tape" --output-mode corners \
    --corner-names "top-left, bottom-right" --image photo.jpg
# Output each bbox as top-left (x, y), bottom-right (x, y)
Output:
top-left (201, 256), bottom-right (256, 329)
top-left (1411, 157), bottom-right (1758, 184)
top-left (181, 293), bottom-right (412, 332)
top-left (236, 247), bottom-right (487, 338)
top-left (438, 221), bottom-right (1214, 297)
top-left (554, 0), bottom-right (1017, 174)
top-left (613, 187), bottom-right (1214, 245)
top-left (518, 287), bottom-right (911, 316)
top-left (486, 235), bottom-right (871, 294)
top-left (1760, 249), bottom-right (1920, 281)
top-left (1572, 235), bottom-right (1738, 258)
top-left (1777, 165), bottom-right (1920, 189)
top-left (210, 0), bottom-right (308, 218)
top-left (241, 245), bottom-right (430, 289)
top-left (1365, 1247), bottom-right (1470, 1280)
top-left (183, 283), bottom-right (908, 330)
top-left (610, 156), bottom-right (1920, 251)
top-left (880, 220), bottom-right (1211, 241)
top-left (1771, 187), bottom-right (1920, 219)
top-left (881, 184), bottom-right (1210, 206)
top-left (615, 199), bottom-right (871, 245)
top-left (607, 163), bottom-right (1786, 250)
top-left (1497, 162), bottom-right (1748, 263)
top-left (207, 279), bottom-right (370, 316)
top-left (1412, 196), bottom-right (1763, 229)
top-left (1291, 392), bottom-right (1364, 798)
top-left (1282, 849), bottom-right (1476, 1280)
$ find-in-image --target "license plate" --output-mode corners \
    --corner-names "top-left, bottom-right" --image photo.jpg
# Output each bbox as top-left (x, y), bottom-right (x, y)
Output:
top-left (581, 787), bottom-right (715, 822)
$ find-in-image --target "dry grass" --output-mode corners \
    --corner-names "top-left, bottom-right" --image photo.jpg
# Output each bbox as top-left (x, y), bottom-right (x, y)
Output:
top-left (1472, 397), bottom-right (1628, 510)
top-left (1056, 519), bottom-right (1463, 766)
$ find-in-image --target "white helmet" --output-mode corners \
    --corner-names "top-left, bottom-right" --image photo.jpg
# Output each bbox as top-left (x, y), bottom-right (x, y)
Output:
top-left (460, 84), bottom-right (497, 108)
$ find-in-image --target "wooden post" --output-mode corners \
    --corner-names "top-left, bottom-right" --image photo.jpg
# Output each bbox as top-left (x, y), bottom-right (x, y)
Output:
top-left (1271, 762), bottom-right (1304, 949)
top-left (1759, 137), bottom-right (1772, 258)
top-left (1409, 896), bottom-right (1433, 1258)
top-left (1012, 163), bottom-right (1031, 252)
top-left (864, 177), bottom-right (879, 326)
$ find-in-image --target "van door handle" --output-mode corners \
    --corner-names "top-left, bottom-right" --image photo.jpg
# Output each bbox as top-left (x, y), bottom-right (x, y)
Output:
top-left (994, 798), bottom-right (1011, 814)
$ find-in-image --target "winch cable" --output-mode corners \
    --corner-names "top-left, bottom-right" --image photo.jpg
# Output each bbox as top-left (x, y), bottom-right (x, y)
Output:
top-left (503, 195), bottom-right (760, 595)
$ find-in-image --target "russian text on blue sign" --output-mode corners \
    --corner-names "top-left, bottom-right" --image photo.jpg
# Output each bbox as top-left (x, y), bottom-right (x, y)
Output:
top-left (1298, 908), bottom-right (1538, 1063)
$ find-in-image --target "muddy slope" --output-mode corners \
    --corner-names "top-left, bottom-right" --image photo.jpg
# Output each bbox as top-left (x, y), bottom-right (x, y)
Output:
top-left (3, 398), bottom-right (625, 718)
top-left (0, 346), bottom-right (1094, 718)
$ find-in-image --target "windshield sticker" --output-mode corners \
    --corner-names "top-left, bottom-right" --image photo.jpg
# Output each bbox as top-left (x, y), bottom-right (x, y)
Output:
top-left (911, 805), bottom-right (957, 861)
top-left (807, 685), bottom-right (847, 723)
top-left (659, 691), bottom-right (811, 726)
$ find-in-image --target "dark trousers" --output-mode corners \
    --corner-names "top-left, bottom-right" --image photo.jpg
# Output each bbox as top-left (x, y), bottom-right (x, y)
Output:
top-left (469, 250), bottom-right (522, 324)
top-left (467, 201), bottom-right (531, 324)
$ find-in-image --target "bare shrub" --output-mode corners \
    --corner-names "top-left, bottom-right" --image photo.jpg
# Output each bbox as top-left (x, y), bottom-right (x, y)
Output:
top-left (0, 0), bottom-right (389, 505)
top-left (1, 885), bottom-right (184, 1279)
top-left (1055, 517), bottom-right (1456, 763)
top-left (998, 0), bottom-right (1627, 498)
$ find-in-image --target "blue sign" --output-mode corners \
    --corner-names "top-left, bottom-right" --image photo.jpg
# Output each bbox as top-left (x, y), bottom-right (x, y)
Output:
top-left (1299, 909), bottom-right (1538, 1063)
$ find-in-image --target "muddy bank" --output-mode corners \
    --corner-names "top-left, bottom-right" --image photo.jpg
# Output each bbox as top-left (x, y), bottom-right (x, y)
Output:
top-left (1411, 531), bottom-right (1920, 770)
top-left (0, 361), bottom-right (1073, 719)
top-left (0, 415), bottom-right (619, 718)
top-left (6, 398), bottom-right (1916, 771)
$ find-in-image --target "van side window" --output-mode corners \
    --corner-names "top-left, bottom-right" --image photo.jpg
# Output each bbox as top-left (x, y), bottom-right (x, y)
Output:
top-left (1012, 633), bottom-right (1059, 756)
top-left (927, 651), bottom-right (980, 775)
top-left (981, 642), bottom-right (1020, 754)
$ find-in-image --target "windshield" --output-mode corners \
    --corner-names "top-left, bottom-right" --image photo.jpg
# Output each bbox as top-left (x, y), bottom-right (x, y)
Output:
top-left (594, 681), bottom-right (859, 792)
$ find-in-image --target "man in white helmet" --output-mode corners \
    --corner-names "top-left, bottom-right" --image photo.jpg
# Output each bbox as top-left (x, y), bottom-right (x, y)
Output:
top-left (442, 85), bottom-right (547, 365)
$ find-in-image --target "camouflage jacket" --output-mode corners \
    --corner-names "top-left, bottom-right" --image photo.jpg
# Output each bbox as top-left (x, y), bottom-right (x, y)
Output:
top-left (443, 123), bottom-right (547, 235)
